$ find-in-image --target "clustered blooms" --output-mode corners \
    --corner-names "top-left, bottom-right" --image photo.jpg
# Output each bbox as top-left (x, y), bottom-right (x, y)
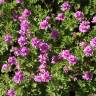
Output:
top-left (1, 0), bottom-right (96, 95)
top-left (16, 0), bottom-right (23, 3)
top-left (7, 89), bottom-right (16, 96)
top-left (0, 0), bottom-right (4, 4)
top-left (83, 46), bottom-right (93, 56)
top-left (31, 37), bottom-right (52, 82)
top-left (91, 15), bottom-right (96, 23)
top-left (74, 11), bottom-right (84, 21)
top-left (79, 21), bottom-right (90, 32)
top-left (39, 19), bottom-right (49, 30)
top-left (59, 50), bottom-right (78, 65)
top-left (4, 35), bottom-right (12, 43)
top-left (60, 1), bottom-right (71, 11)
top-left (13, 71), bottom-right (24, 84)
top-left (56, 13), bottom-right (65, 21)
top-left (82, 71), bottom-right (93, 81)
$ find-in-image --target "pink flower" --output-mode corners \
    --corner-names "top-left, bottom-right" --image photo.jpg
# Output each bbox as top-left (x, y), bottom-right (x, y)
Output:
top-left (51, 30), bottom-right (59, 40)
top-left (8, 56), bottom-right (17, 65)
top-left (56, 13), bottom-right (65, 21)
top-left (51, 55), bottom-right (59, 64)
top-left (7, 89), bottom-right (16, 96)
top-left (13, 71), bottom-right (24, 84)
top-left (82, 71), bottom-right (93, 81)
top-left (90, 37), bottom-right (96, 47)
top-left (0, 0), bottom-right (4, 4)
top-left (34, 71), bottom-right (52, 82)
top-left (68, 55), bottom-right (77, 64)
top-left (74, 11), bottom-right (84, 21)
top-left (83, 46), bottom-right (93, 56)
top-left (2, 64), bottom-right (8, 71)
top-left (59, 50), bottom-right (71, 59)
top-left (91, 16), bottom-right (96, 23)
top-left (39, 20), bottom-right (49, 30)
top-left (79, 21), bottom-right (90, 33)
top-left (22, 9), bottom-right (31, 17)
top-left (4, 35), bottom-right (12, 43)
top-left (16, 0), bottom-right (23, 3)
top-left (60, 1), bottom-right (71, 11)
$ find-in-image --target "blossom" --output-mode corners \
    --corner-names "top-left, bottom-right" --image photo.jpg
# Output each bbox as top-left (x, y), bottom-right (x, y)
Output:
top-left (34, 71), bottom-right (52, 82)
top-left (59, 50), bottom-right (71, 59)
top-left (45, 16), bottom-right (50, 21)
top-left (60, 1), bottom-right (71, 11)
top-left (20, 20), bottom-right (29, 32)
top-left (7, 89), bottom-right (16, 96)
top-left (38, 54), bottom-right (48, 64)
top-left (16, 0), bottom-right (23, 3)
top-left (51, 55), bottom-right (59, 64)
top-left (22, 9), bottom-right (31, 17)
top-left (31, 38), bottom-right (42, 48)
top-left (82, 71), bottom-right (93, 81)
top-left (39, 20), bottom-right (49, 30)
top-left (38, 64), bottom-right (46, 72)
top-left (39, 42), bottom-right (50, 53)
top-left (83, 46), bottom-right (93, 56)
top-left (20, 47), bottom-right (29, 56)
top-left (8, 56), bottom-right (17, 65)
top-left (90, 37), bottom-right (96, 47)
top-left (91, 16), bottom-right (96, 23)
top-left (74, 11), bottom-right (84, 21)
top-left (56, 13), bottom-right (65, 21)
top-left (18, 36), bottom-right (27, 47)
top-left (51, 30), bottom-right (59, 40)
top-left (68, 55), bottom-right (77, 64)
top-left (13, 71), bottom-right (24, 84)
top-left (0, 0), bottom-right (4, 4)
top-left (4, 35), bottom-right (12, 42)
top-left (79, 21), bottom-right (90, 32)
top-left (2, 64), bottom-right (8, 71)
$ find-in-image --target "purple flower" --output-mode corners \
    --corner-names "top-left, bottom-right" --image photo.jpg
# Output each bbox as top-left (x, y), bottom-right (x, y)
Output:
top-left (0, 0), bottom-right (4, 4)
top-left (20, 47), bottom-right (29, 56)
top-left (38, 54), bottom-right (48, 64)
top-left (68, 55), bottom-right (77, 64)
top-left (59, 50), bottom-right (71, 59)
top-left (4, 35), bottom-right (12, 43)
top-left (60, 1), bottom-right (71, 11)
top-left (39, 42), bottom-right (50, 53)
top-left (31, 38), bottom-right (42, 48)
top-left (38, 64), bottom-right (46, 73)
top-left (51, 55), bottom-right (59, 64)
top-left (13, 71), bottom-right (24, 84)
top-left (20, 20), bottom-right (29, 32)
top-left (2, 64), bottom-right (8, 71)
top-left (19, 30), bottom-right (26, 36)
top-left (39, 20), bottom-right (49, 30)
top-left (90, 37), bottom-right (96, 47)
top-left (16, 0), bottom-right (23, 3)
top-left (8, 56), bottom-right (16, 65)
top-left (45, 16), bottom-right (50, 21)
top-left (91, 16), bottom-right (96, 23)
top-left (18, 36), bottom-right (27, 47)
top-left (18, 16), bottom-right (26, 22)
top-left (34, 71), bottom-right (52, 82)
top-left (56, 13), bottom-right (65, 21)
top-left (74, 11), bottom-right (84, 21)
top-left (83, 46), bottom-right (93, 56)
top-left (82, 71), bottom-right (93, 81)
top-left (79, 21), bottom-right (90, 33)
top-left (51, 30), bottom-right (59, 40)
top-left (22, 9), bottom-right (31, 17)
top-left (7, 89), bottom-right (16, 96)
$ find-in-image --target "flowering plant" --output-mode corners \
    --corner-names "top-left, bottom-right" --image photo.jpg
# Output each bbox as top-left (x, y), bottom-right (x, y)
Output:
top-left (0, 0), bottom-right (96, 96)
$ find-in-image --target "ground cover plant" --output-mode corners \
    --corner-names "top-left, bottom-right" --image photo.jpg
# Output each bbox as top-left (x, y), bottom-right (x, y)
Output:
top-left (0, 0), bottom-right (96, 96)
